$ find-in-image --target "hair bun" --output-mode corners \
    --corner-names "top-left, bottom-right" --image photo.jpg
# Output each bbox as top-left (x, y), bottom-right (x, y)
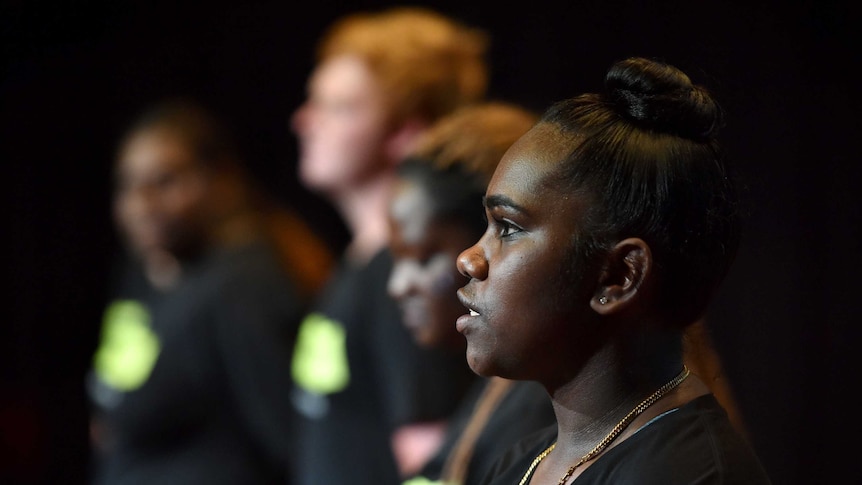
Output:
top-left (605, 57), bottom-right (723, 141)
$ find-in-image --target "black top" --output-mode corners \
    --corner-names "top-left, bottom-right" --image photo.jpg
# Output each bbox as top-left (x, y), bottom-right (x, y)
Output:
top-left (410, 378), bottom-right (555, 485)
top-left (479, 394), bottom-right (772, 485)
top-left (290, 248), bottom-right (477, 485)
top-left (89, 241), bottom-right (303, 484)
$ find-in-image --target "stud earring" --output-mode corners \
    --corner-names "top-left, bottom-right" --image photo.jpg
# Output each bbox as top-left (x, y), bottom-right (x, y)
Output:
top-left (598, 296), bottom-right (608, 305)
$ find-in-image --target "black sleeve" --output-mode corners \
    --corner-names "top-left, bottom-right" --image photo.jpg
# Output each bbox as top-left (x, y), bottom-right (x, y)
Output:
top-left (213, 249), bottom-right (305, 477)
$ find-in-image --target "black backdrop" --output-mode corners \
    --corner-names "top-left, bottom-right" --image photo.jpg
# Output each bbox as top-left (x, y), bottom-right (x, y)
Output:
top-left (3, 1), bottom-right (857, 483)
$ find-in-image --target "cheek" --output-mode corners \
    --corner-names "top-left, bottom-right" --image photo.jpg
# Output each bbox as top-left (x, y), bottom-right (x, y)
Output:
top-left (112, 194), bottom-right (134, 226)
top-left (318, 103), bottom-right (386, 148)
top-left (305, 122), bottom-right (387, 183)
top-left (423, 253), bottom-right (463, 298)
top-left (162, 182), bottom-right (210, 226)
top-left (419, 258), bottom-right (454, 305)
top-left (486, 248), bottom-right (564, 340)
top-left (329, 117), bottom-right (375, 148)
top-left (488, 251), bottom-right (535, 304)
top-left (165, 184), bottom-right (198, 210)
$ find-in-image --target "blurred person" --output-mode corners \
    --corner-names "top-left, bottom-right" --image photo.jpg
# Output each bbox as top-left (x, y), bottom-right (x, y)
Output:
top-left (287, 6), bottom-right (490, 484)
top-left (386, 102), bottom-right (557, 485)
top-left (454, 57), bottom-right (771, 484)
top-left (88, 98), bottom-right (333, 485)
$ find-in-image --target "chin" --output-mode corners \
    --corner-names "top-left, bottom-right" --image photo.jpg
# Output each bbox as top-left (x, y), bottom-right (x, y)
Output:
top-left (415, 331), bottom-right (437, 349)
top-left (465, 347), bottom-right (495, 378)
top-left (298, 172), bottom-right (332, 193)
top-left (299, 163), bottom-right (339, 191)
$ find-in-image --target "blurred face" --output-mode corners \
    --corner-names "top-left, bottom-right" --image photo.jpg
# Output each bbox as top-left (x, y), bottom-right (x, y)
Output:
top-left (113, 129), bottom-right (212, 260)
top-left (455, 123), bottom-right (598, 380)
top-left (291, 54), bottom-right (392, 196)
top-left (387, 178), bottom-right (476, 349)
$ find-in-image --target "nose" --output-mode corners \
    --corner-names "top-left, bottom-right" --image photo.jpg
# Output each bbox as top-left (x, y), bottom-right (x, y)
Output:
top-left (116, 184), bottom-right (154, 224)
top-left (290, 103), bottom-right (309, 136)
top-left (456, 243), bottom-right (487, 281)
top-left (387, 260), bottom-right (417, 301)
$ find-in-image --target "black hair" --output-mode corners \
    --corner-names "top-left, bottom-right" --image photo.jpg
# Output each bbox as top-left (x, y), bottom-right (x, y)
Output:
top-left (543, 57), bottom-right (741, 326)
top-left (120, 97), bottom-right (242, 172)
top-left (397, 157), bottom-right (488, 241)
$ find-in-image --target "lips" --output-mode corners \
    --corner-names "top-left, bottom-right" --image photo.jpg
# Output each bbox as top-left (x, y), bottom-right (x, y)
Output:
top-left (456, 287), bottom-right (481, 333)
top-left (398, 298), bottom-right (426, 331)
top-left (457, 287), bottom-right (479, 315)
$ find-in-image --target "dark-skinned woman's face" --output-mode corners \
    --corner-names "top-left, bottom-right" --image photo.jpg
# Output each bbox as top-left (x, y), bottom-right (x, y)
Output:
top-left (387, 178), bottom-right (477, 350)
top-left (455, 123), bottom-right (599, 380)
top-left (113, 129), bottom-right (213, 260)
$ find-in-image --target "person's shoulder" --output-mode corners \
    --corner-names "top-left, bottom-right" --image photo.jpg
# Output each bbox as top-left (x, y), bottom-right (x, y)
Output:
top-left (465, 383), bottom-right (555, 485)
top-left (365, 247), bottom-right (395, 275)
top-left (193, 240), bottom-right (304, 311)
top-left (490, 381), bottom-right (554, 435)
top-left (475, 423), bottom-right (556, 485)
top-left (215, 241), bottom-right (295, 285)
top-left (505, 381), bottom-right (552, 408)
top-left (682, 395), bottom-right (773, 483)
top-left (589, 394), bottom-right (772, 484)
top-left (324, 248), bottom-right (389, 287)
top-left (356, 248), bottom-right (401, 303)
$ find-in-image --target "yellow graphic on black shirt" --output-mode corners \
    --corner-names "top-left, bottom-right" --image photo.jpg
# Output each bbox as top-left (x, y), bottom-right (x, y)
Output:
top-left (291, 312), bottom-right (349, 394)
top-left (402, 476), bottom-right (443, 485)
top-left (92, 300), bottom-right (160, 391)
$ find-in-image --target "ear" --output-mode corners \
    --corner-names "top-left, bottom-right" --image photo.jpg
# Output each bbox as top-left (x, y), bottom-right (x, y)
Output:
top-left (384, 118), bottom-right (429, 165)
top-left (590, 237), bottom-right (653, 315)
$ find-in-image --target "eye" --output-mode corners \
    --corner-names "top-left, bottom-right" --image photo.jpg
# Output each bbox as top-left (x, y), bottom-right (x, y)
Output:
top-left (417, 253), bottom-right (435, 267)
top-left (496, 218), bottom-right (523, 238)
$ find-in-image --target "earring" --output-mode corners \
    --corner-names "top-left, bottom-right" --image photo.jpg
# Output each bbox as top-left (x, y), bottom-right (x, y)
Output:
top-left (598, 296), bottom-right (608, 305)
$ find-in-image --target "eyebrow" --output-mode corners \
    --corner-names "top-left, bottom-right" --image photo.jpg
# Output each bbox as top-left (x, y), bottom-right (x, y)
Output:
top-left (483, 194), bottom-right (526, 213)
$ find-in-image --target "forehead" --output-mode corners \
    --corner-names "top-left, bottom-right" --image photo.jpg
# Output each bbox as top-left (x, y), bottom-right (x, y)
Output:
top-left (118, 129), bottom-right (196, 176)
top-left (389, 177), bottom-right (476, 251)
top-left (309, 54), bottom-right (380, 99)
top-left (389, 178), bottom-right (436, 243)
top-left (488, 123), bottom-right (571, 198)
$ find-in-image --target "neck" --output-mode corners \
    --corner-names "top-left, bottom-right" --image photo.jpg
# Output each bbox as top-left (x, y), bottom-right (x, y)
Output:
top-left (333, 171), bottom-right (396, 266)
top-left (548, 345), bottom-right (690, 457)
top-left (552, 367), bottom-right (693, 485)
top-left (210, 207), bottom-right (264, 248)
top-left (141, 250), bottom-right (181, 290)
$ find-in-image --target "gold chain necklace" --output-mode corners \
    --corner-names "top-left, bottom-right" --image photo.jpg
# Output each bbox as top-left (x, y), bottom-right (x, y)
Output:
top-left (518, 366), bottom-right (690, 485)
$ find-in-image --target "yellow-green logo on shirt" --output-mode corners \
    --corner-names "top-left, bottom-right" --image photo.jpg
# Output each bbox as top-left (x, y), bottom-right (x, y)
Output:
top-left (403, 477), bottom-right (445, 485)
top-left (291, 312), bottom-right (349, 394)
top-left (92, 300), bottom-right (160, 391)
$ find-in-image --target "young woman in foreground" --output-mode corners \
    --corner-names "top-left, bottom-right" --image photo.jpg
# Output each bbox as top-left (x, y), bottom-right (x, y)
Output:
top-left (456, 57), bottom-right (772, 484)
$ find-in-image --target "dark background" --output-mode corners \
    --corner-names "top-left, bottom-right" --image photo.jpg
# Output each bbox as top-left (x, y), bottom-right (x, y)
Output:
top-left (2, 0), bottom-right (857, 483)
